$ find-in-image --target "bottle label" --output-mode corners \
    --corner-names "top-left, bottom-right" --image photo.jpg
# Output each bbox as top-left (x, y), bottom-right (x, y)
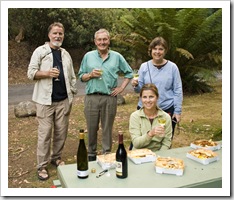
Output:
top-left (116, 161), bottom-right (123, 176)
top-left (77, 170), bottom-right (89, 177)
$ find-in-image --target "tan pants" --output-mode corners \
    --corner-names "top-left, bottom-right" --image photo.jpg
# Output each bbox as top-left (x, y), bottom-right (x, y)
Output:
top-left (84, 94), bottom-right (117, 156)
top-left (36, 98), bottom-right (71, 169)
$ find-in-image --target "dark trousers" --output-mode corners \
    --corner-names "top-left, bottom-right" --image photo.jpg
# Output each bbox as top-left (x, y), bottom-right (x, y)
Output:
top-left (163, 106), bottom-right (176, 139)
top-left (129, 105), bottom-right (176, 150)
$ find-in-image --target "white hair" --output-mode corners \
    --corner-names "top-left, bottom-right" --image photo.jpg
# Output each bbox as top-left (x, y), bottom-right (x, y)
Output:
top-left (94, 29), bottom-right (110, 39)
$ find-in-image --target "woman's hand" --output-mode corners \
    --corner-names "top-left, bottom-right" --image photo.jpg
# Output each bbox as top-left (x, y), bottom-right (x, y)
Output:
top-left (148, 126), bottom-right (165, 137)
top-left (172, 114), bottom-right (181, 123)
top-left (131, 78), bottom-right (138, 87)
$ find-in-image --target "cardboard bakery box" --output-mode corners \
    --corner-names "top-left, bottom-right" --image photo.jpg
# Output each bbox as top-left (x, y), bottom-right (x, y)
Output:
top-left (128, 148), bottom-right (156, 164)
top-left (190, 139), bottom-right (221, 151)
top-left (186, 148), bottom-right (219, 165)
top-left (155, 156), bottom-right (184, 176)
top-left (97, 153), bottom-right (116, 170)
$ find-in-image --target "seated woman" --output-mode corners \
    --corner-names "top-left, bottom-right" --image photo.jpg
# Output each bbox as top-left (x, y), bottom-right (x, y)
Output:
top-left (129, 83), bottom-right (172, 153)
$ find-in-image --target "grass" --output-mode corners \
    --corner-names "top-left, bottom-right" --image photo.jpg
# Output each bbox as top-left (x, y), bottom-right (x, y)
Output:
top-left (7, 80), bottom-right (222, 188)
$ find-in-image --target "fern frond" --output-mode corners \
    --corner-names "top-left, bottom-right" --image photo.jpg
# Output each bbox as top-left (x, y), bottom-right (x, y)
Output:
top-left (176, 48), bottom-right (194, 60)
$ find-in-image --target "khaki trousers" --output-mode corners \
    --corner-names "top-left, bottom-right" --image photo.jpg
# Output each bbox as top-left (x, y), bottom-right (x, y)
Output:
top-left (84, 94), bottom-right (117, 156)
top-left (36, 98), bottom-right (71, 169)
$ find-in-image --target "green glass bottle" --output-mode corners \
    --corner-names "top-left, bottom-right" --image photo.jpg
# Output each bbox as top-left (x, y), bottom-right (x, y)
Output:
top-left (77, 129), bottom-right (89, 179)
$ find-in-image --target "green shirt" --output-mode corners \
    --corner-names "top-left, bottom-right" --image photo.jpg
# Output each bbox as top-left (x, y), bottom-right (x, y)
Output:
top-left (78, 50), bottom-right (133, 94)
top-left (129, 108), bottom-right (172, 153)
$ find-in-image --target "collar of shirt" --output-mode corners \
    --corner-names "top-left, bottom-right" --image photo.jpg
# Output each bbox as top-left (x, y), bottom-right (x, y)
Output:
top-left (138, 107), bottom-right (164, 119)
top-left (97, 48), bottom-right (110, 58)
top-left (153, 60), bottom-right (168, 69)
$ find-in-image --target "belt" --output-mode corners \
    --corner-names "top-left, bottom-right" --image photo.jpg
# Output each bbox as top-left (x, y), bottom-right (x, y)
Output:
top-left (88, 92), bottom-right (109, 96)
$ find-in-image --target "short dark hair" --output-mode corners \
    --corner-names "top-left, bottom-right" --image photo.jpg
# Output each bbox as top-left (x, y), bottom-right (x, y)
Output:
top-left (148, 37), bottom-right (168, 56)
top-left (48, 22), bottom-right (65, 33)
top-left (140, 83), bottom-right (159, 98)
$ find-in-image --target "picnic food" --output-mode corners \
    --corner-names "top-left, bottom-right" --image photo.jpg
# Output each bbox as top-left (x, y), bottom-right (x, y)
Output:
top-left (155, 157), bottom-right (184, 169)
top-left (97, 153), bottom-right (116, 170)
top-left (97, 153), bottom-right (116, 163)
top-left (192, 139), bottom-right (217, 147)
top-left (188, 149), bottom-right (217, 159)
top-left (128, 148), bottom-right (156, 164)
top-left (128, 148), bottom-right (156, 158)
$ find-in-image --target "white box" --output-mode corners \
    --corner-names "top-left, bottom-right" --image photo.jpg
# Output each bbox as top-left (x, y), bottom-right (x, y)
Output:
top-left (155, 166), bottom-right (184, 176)
top-left (97, 160), bottom-right (116, 170)
top-left (97, 153), bottom-right (116, 170)
top-left (155, 157), bottom-right (184, 176)
top-left (128, 149), bottom-right (156, 164)
top-left (128, 154), bottom-right (156, 164)
top-left (190, 140), bottom-right (221, 151)
top-left (186, 150), bottom-right (219, 165)
top-left (190, 143), bottom-right (221, 151)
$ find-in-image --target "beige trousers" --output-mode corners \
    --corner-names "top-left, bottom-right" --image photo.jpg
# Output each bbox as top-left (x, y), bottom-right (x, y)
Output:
top-left (36, 98), bottom-right (71, 169)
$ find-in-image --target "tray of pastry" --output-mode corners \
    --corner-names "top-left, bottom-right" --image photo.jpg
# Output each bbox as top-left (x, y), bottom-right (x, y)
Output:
top-left (190, 139), bottom-right (221, 151)
top-left (155, 156), bottom-right (185, 176)
top-left (97, 153), bottom-right (116, 170)
top-left (128, 148), bottom-right (156, 164)
top-left (186, 148), bottom-right (219, 165)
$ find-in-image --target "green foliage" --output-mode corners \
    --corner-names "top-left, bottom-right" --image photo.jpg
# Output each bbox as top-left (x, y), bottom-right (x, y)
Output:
top-left (8, 8), bottom-right (222, 94)
top-left (112, 9), bottom-right (177, 63)
top-left (8, 8), bottom-right (122, 49)
top-left (112, 8), bottom-right (222, 94)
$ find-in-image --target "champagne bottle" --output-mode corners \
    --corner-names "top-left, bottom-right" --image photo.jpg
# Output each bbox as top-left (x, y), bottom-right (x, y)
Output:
top-left (116, 132), bottom-right (128, 178)
top-left (77, 129), bottom-right (89, 179)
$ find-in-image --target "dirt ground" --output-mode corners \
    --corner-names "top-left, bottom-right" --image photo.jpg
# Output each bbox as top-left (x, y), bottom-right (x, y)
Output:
top-left (7, 40), bottom-right (222, 188)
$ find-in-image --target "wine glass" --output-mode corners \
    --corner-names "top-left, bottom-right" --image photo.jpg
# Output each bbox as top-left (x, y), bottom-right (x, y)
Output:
top-left (95, 68), bottom-right (103, 80)
top-left (103, 152), bottom-right (112, 177)
top-left (158, 117), bottom-right (166, 137)
top-left (158, 118), bottom-right (166, 126)
top-left (53, 66), bottom-right (60, 81)
top-left (133, 69), bottom-right (139, 80)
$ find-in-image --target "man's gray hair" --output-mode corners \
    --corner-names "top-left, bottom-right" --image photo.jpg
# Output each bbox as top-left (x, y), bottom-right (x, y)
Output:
top-left (48, 22), bottom-right (65, 33)
top-left (94, 29), bottom-right (110, 39)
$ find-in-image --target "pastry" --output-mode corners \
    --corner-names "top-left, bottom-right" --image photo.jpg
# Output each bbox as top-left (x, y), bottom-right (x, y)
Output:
top-left (97, 153), bottom-right (116, 163)
top-left (155, 157), bottom-right (184, 169)
top-left (188, 148), bottom-right (217, 159)
top-left (128, 148), bottom-right (156, 158)
top-left (192, 139), bottom-right (217, 147)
